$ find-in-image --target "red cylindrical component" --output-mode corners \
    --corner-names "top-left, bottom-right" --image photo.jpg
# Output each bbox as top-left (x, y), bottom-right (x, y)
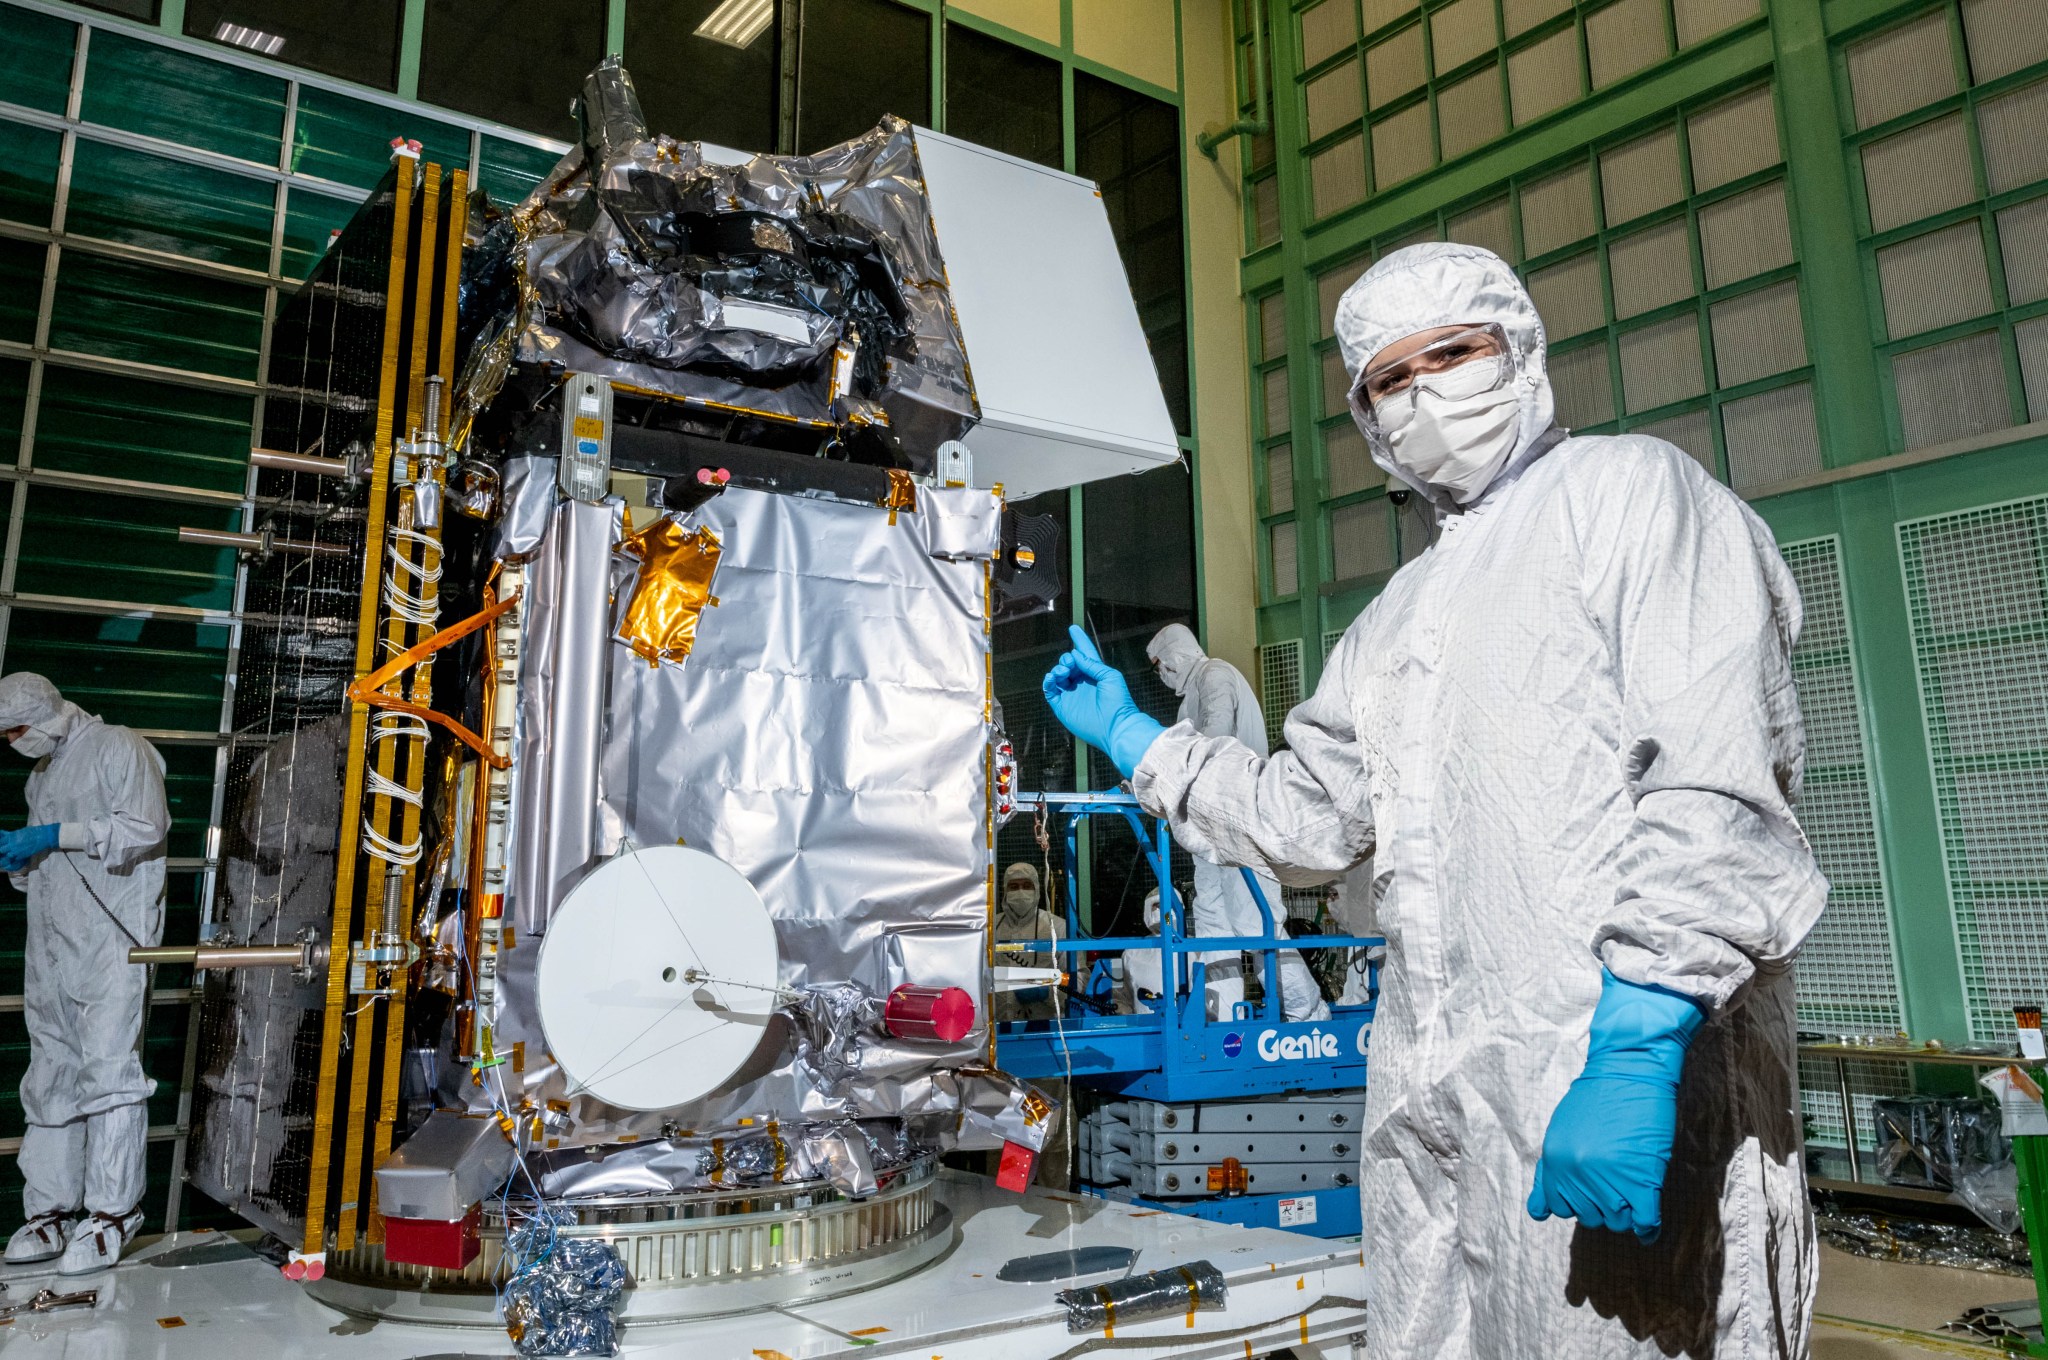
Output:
top-left (885, 984), bottom-right (976, 1043)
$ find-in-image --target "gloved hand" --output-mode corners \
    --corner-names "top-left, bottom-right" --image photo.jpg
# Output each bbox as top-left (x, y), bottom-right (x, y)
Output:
top-left (1527, 970), bottom-right (1707, 1242)
top-left (1041, 625), bottom-right (1164, 780)
top-left (0, 823), bottom-right (61, 873)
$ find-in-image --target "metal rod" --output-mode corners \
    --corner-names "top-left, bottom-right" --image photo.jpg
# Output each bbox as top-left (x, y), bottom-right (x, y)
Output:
top-left (251, 446), bottom-right (350, 477)
top-left (127, 944), bottom-right (321, 970)
top-left (1197, 0), bottom-right (1271, 159)
top-left (177, 526), bottom-right (353, 558)
top-left (1836, 1055), bottom-right (1863, 1184)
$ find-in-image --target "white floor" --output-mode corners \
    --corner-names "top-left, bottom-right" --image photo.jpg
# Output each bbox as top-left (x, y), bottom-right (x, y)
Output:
top-left (0, 1172), bottom-right (1367, 1359)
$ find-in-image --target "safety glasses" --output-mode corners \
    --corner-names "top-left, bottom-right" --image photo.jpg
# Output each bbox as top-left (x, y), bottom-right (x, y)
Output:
top-left (1350, 322), bottom-right (1512, 439)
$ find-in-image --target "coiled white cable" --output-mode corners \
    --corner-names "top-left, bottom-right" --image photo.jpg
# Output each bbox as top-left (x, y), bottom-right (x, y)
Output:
top-left (362, 821), bottom-right (423, 866)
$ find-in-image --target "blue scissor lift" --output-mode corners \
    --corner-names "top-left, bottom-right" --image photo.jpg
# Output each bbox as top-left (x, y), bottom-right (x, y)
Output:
top-left (995, 791), bottom-right (1383, 1238)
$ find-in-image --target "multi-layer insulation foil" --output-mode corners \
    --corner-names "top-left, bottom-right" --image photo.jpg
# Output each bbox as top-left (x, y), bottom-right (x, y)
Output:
top-left (444, 478), bottom-right (1023, 1188)
top-left (499, 60), bottom-right (979, 469)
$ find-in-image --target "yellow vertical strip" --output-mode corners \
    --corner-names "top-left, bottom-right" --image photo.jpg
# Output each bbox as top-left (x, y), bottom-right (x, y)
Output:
top-left (368, 166), bottom-right (468, 1239)
top-left (302, 159), bottom-right (416, 1258)
top-left (344, 161), bottom-right (445, 1252)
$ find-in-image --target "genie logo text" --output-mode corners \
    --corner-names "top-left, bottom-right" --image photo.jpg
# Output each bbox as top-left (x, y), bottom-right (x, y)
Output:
top-left (1257, 1028), bottom-right (1342, 1062)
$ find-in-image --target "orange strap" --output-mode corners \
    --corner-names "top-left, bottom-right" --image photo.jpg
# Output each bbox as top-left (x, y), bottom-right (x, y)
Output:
top-left (347, 591), bottom-right (520, 769)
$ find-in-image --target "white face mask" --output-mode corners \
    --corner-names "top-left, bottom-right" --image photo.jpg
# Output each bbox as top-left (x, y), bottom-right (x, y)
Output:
top-left (1002, 888), bottom-right (1037, 918)
top-left (1381, 379), bottom-right (1523, 504)
top-left (10, 728), bottom-right (55, 760)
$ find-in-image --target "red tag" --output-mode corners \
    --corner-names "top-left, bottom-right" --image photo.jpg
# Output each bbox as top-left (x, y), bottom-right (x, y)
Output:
top-left (996, 1141), bottom-right (1036, 1193)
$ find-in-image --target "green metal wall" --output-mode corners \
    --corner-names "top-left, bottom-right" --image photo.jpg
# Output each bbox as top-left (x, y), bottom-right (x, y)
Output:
top-left (1237, 0), bottom-right (2048, 1063)
top-left (0, 0), bottom-right (564, 1233)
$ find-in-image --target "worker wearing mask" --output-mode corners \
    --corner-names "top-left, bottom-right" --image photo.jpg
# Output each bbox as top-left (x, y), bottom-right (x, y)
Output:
top-left (1146, 624), bottom-right (1327, 1023)
top-left (0, 674), bottom-right (170, 1274)
top-left (1044, 244), bottom-right (1825, 1358)
top-left (993, 862), bottom-right (1064, 1023)
top-left (992, 861), bottom-right (1070, 1185)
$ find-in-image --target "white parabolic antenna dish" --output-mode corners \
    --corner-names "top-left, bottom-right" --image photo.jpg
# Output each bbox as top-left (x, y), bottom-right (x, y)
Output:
top-left (535, 845), bottom-right (780, 1112)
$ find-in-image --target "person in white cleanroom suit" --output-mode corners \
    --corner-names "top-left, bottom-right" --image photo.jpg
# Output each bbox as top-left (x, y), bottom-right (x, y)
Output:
top-left (1045, 243), bottom-right (1826, 1359)
top-left (1145, 624), bottom-right (1327, 1023)
top-left (0, 673), bottom-right (169, 1274)
top-left (992, 862), bottom-right (1065, 1023)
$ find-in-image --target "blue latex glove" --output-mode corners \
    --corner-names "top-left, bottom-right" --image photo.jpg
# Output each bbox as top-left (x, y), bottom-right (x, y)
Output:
top-left (1041, 625), bottom-right (1164, 780)
top-left (0, 823), bottom-right (61, 873)
top-left (1527, 970), bottom-right (1708, 1242)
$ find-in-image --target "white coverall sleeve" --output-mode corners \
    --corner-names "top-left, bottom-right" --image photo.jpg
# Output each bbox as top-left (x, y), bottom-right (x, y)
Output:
top-left (1132, 630), bottom-right (1375, 887)
top-left (67, 730), bottom-right (171, 873)
top-left (1577, 441), bottom-right (1828, 1010)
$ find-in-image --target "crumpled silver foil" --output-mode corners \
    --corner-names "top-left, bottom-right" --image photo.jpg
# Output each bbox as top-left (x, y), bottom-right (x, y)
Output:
top-left (527, 1119), bottom-right (914, 1199)
top-left (1057, 1260), bottom-right (1228, 1334)
top-left (502, 1207), bottom-right (629, 1356)
top-left (504, 59), bottom-right (978, 469)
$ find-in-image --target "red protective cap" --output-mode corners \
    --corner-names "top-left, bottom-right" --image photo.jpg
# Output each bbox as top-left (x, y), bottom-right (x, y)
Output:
top-left (996, 1140), bottom-right (1036, 1193)
top-left (884, 984), bottom-right (976, 1043)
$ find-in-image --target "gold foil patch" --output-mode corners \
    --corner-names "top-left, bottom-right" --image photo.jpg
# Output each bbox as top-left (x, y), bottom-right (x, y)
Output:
top-left (618, 517), bottom-right (723, 666)
top-left (883, 467), bottom-right (918, 525)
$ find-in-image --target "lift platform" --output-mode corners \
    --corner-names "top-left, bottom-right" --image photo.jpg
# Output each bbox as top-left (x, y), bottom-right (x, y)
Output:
top-left (994, 792), bottom-right (1382, 1240)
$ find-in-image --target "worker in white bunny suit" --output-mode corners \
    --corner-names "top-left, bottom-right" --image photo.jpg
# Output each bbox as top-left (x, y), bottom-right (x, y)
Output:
top-left (1144, 624), bottom-right (1327, 1023)
top-left (1045, 243), bottom-right (1826, 1358)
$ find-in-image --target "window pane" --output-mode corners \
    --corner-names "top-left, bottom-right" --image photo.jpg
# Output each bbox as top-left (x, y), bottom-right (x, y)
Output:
top-left (1323, 347), bottom-right (1351, 416)
top-left (946, 24), bottom-right (1062, 168)
top-left (1254, 174), bottom-right (1282, 246)
top-left (1722, 382), bottom-right (1821, 489)
top-left (1608, 218), bottom-right (1694, 319)
top-left (1698, 180), bottom-right (1794, 289)
top-left (1331, 499), bottom-right (1395, 579)
top-left (1877, 221), bottom-right (1994, 339)
top-left (1504, 0), bottom-right (1571, 38)
top-left (1448, 196), bottom-right (1514, 260)
top-left (1302, 0), bottom-right (1361, 67)
top-left (187, 0), bottom-right (401, 90)
top-left (1861, 113), bottom-right (1975, 234)
top-left (1977, 80), bottom-right (2048, 196)
top-left (1892, 331), bottom-right (2012, 447)
top-left (1600, 127), bottom-right (1683, 226)
top-left (78, 0), bottom-right (157, 18)
top-left (1431, 0), bottom-right (1497, 74)
top-left (1620, 315), bottom-right (1707, 412)
top-left (1437, 63), bottom-right (1504, 159)
top-left (798, 0), bottom-right (932, 151)
top-left (1264, 366), bottom-right (1292, 435)
top-left (1325, 419), bottom-right (1383, 494)
top-left (627, 0), bottom-right (779, 152)
top-left (2016, 315), bottom-right (2048, 420)
top-left (1998, 196), bottom-right (2048, 305)
top-left (1312, 132), bottom-right (1368, 216)
top-left (1586, 0), bottom-right (1668, 89)
top-left (1687, 84), bottom-right (1779, 193)
top-left (1077, 72), bottom-right (1190, 434)
top-left (1509, 26), bottom-right (1580, 126)
top-left (1675, 0), bottom-right (1759, 46)
top-left (1258, 292), bottom-right (1288, 360)
top-left (1367, 23), bottom-right (1426, 108)
top-left (1550, 339), bottom-right (1616, 426)
top-left (1519, 161), bottom-right (1596, 256)
top-left (1371, 102), bottom-right (1434, 188)
top-left (1961, 0), bottom-right (2048, 86)
top-left (1846, 11), bottom-right (1957, 131)
top-left (1306, 57), bottom-right (1365, 140)
top-left (420, 0), bottom-right (605, 138)
top-left (1709, 279), bottom-right (1807, 388)
top-left (1320, 262), bottom-right (1363, 336)
top-left (1267, 442), bottom-right (1296, 513)
top-left (1527, 249), bottom-right (1605, 338)
top-left (1270, 520), bottom-right (1300, 597)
